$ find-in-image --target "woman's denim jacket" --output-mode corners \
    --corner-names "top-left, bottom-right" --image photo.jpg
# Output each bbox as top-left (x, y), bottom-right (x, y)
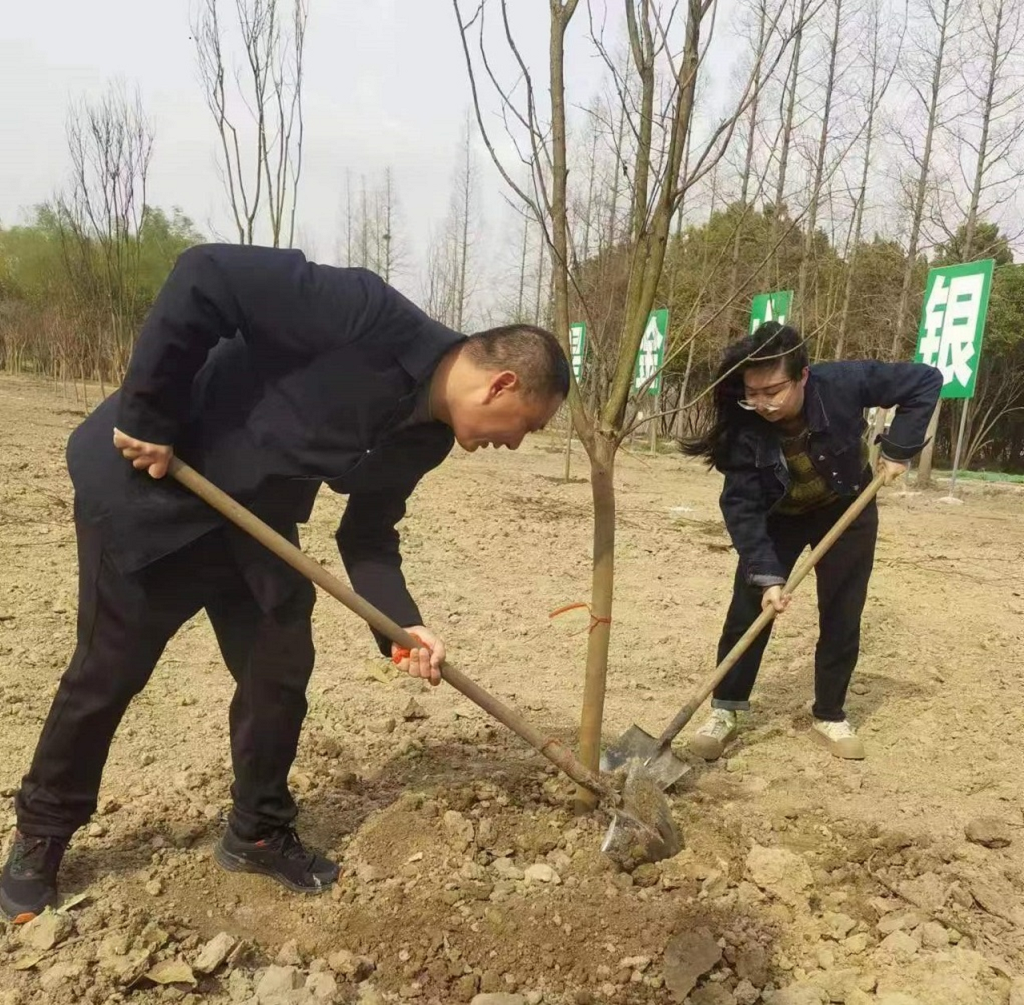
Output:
top-left (718, 361), bottom-right (943, 586)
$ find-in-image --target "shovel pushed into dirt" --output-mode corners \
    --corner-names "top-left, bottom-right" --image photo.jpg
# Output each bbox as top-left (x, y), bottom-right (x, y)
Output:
top-left (601, 473), bottom-right (886, 789)
top-left (167, 458), bottom-right (682, 870)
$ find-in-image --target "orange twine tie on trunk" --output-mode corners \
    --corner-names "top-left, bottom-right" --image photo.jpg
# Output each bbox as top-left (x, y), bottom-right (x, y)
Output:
top-left (549, 602), bottom-right (612, 635)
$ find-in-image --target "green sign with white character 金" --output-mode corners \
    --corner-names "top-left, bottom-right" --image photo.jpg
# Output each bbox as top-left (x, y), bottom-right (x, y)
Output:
top-left (749, 290), bottom-right (793, 333)
top-left (915, 260), bottom-right (994, 400)
top-left (569, 322), bottom-right (587, 380)
top-left (634, 309), bottom-right (668, 395)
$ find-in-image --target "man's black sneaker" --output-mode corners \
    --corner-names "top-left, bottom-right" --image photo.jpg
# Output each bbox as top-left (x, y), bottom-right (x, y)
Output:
top-left (214, 825), bottom-right (339, 894)
top-left (0, 831), bottom-right (66, 922)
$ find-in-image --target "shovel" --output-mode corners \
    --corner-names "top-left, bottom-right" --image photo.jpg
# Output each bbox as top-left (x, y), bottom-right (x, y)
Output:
top-left (167, 458), bottom-right (682, 869)
top-left (601, 473), bottom-right (886, 789)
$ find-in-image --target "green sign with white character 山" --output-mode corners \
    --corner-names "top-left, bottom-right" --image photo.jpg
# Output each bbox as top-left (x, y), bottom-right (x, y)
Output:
top-left (749, 290), bottom-right (793, 333)
top-left (569, 321), bottom-right (587, 381)
top-left (634, 309), bottom-right (669, 395)
top-left (915, 260), bottom-right (994, 400)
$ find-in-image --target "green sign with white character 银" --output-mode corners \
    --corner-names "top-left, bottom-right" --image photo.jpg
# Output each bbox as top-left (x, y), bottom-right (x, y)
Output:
top-left (915, 260), bottom-right (994, 400)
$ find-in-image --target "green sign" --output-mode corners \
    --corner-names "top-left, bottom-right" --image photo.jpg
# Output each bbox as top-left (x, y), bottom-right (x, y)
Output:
top-left (569, 321), bottom-right (587, 380)
top-left (749, 290), bottom-right (793, 332)
top-left (634, 309), bottom-right (669, 395)
top-left (915, 260), bottom-right (994, 400)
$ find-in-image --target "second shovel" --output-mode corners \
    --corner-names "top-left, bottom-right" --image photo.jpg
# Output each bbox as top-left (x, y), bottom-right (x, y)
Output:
top-left (601, 473), bottom-right (885, 789)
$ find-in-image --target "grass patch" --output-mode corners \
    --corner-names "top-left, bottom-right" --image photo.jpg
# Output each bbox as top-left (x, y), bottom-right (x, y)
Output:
top-left (934, 469), bottom-right (1024, 484)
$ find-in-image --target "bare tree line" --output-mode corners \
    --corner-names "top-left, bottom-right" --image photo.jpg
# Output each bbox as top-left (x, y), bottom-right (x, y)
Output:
top-left (1, 0), bottom-right (312, 392)
top-left (337, 168), bottom-right (407, 284)
top-left (0, 83), bottom-right (168, 396)
top-left (192, 0), bottom-right (309, 249)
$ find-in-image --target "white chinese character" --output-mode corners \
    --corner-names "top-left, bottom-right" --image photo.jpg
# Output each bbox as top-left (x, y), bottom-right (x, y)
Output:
top-left (751, 297), bottom-right (787, 332)
top-left (918, 273), bottom-right (984, 389)
top-left (569, 324), bottom-right (585, 377)
top-left (636, 315), bottom-right (664, 388)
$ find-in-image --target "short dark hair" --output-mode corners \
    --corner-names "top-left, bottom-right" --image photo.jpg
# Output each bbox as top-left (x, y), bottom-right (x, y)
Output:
top-left (681, 322), bottom-right (809, 469)
top-left (464, 324), bottom-right (570, 400)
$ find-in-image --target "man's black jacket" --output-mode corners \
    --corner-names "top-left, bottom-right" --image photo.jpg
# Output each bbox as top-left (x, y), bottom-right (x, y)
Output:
top-left (68, 244), bottom-right (464, 650)
top-left (717, 360), bottom-right (943, 586)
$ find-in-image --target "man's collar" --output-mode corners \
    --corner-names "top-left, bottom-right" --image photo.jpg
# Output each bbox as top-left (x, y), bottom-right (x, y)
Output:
top-left (398, 325), bottom-right (465, 384)
top-left (390, 288), bottom-right (467, 384)
top-left (397, 381), bottom-right (435, 429)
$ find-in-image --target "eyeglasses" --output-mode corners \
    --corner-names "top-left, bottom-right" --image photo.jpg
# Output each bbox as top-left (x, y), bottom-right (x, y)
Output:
top-left (738, 379), bottom-right (796, 412)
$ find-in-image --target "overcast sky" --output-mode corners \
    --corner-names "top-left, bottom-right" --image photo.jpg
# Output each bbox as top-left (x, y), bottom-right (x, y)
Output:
top-left (1, 1), bottom-right (624, 314)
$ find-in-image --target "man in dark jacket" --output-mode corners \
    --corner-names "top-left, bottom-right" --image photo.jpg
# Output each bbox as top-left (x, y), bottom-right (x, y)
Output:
top-left (1, 244), bottom-right (569, 921)
top-left (683, 322), bottom-right (942, 762)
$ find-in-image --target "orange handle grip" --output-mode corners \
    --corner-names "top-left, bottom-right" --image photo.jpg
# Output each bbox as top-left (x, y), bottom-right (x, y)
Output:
top-left (391, 632), bottom-right (427, 665)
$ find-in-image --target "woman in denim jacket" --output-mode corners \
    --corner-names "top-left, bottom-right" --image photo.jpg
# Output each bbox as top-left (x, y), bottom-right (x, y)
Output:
top-left (683, 322), bottom-right (942, 760)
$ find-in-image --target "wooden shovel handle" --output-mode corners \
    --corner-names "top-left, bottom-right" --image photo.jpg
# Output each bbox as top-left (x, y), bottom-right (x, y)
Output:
top-left (654, 472), bottom-right (886, 748)
top-left (167, 458), bottom-right (616, 804)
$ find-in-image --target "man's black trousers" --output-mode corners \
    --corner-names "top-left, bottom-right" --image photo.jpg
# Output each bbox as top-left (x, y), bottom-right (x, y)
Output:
top-left (15, 518), bottom-right (316, 842)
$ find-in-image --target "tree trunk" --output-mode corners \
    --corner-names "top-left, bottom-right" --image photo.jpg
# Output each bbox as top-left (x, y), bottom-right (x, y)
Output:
top-left (729, 3), bottom-right (767, 323)
top-left (605, 99), bottom-right (628, 255)
top-left (534, 234), bottom-right (546, 326)
top-left (796, 0), bottom-right (842, 331)
top-left (382, 167), bottom-right (395, 282)
top-left (771, 0), bottom-right (807, 270)
top-left (905, 0), bottom-right (958, 484)
top-left (517, 212), bottom-right (529, 321)
top-left (456, 120), bottom-right (472, 331)
top-left (580, 123), bottom-right (600, 264)
top-left (576, 435), bottom-right (615, 812)
top-left (962, 0), bottom-right (1007, 258)
top-left (344, 170), bottom-right (353, 265)
top-left (676, 336), bottom-right (697, 436)
top-left (835, 0), bottom-right (893, 359)
top-left (363, 178), bottom-right (373, 268)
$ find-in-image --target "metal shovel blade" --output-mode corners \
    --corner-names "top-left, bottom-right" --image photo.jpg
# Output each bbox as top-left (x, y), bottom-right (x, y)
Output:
top-left (600, 724), bottom-right (690, 791)
top-left (600, 758), bottom-right (684, 870)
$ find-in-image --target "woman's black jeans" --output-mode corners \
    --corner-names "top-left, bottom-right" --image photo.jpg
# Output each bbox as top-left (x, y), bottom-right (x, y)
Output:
top-left (711, 496), bottom-right (878, 722)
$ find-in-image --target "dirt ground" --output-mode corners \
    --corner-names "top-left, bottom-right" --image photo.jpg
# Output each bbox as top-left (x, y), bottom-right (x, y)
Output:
top-left (1, 373), bottom-right (1023, 1005)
